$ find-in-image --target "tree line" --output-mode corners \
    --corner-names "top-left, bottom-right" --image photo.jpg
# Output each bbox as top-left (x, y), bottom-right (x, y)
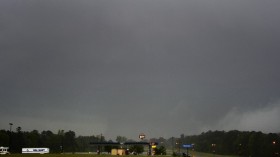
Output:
top-left (0, 128), bottom-right (165, 155)
top-left (176, 130), bottom-right (280, 157)
top-left (0, 128), bottom-right (101, 153)
top-left (1, 128), bottom-right (279, 156)
top-left (146, 130), bottom-right (280, 157)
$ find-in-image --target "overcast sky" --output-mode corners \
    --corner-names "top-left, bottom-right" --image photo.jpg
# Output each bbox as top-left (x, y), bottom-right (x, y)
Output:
top-left (1, 0), bottom-right (280, 140)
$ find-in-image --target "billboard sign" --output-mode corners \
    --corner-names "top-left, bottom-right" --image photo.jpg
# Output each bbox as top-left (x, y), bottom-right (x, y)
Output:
top-left (22, 148), bottom-right (49, 154)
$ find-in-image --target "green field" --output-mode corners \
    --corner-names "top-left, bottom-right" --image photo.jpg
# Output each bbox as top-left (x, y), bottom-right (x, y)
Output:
top-left (5, 152), bottom-right (237, 157)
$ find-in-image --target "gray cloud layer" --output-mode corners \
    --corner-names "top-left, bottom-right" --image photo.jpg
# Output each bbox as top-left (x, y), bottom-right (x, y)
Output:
top-left (1, 0), bottom-right (280, 140)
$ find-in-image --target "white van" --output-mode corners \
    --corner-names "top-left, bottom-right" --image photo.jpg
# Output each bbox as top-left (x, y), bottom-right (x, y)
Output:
top-left (0, 147), bottom-right (9, 155)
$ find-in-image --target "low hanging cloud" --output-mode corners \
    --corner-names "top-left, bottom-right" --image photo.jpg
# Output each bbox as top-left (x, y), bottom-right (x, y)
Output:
top-left (217, 101), bottom-right (280, 133)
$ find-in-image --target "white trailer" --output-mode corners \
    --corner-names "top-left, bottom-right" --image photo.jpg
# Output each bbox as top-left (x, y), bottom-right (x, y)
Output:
top-left (0, 147), bottom-right (9, 155)
top-left (22, 148), bottom-right (49, 154)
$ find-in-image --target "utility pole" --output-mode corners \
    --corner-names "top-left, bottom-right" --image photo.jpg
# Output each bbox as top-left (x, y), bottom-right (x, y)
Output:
top-left (100, 133), bottom-right (103, 153)
top-left (172, 137), bottom-right (174, 153)
top-left (9, 123), bottom-right (13, 152)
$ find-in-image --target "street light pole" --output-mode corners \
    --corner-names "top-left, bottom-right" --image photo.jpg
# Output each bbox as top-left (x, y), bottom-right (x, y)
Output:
top-left (272, 141), bottom-right (276, 157)
top-left (9, 123), bottom-right (13, 152)
top-left (9, 123), bottom-right (13, 132)
top-left (172, 137), bottom-right (174, 153)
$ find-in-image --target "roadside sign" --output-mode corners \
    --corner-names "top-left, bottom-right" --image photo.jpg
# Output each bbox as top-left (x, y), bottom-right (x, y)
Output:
top-left (182, 144), bottom-right (193, 148)
top-left (139, 133), bottom-right (145, 140)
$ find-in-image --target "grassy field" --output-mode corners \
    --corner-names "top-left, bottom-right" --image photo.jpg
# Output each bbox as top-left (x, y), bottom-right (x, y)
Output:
top-left (5, 152), bottom-right (237, 157)
top-left (190, 151), bottom-right (237, 157)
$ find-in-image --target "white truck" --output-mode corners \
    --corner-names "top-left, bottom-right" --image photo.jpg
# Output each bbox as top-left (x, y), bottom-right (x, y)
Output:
top-left (0, 147), bottom-right (9, 155)
top-left (22, 148), bottom-right (49, 154)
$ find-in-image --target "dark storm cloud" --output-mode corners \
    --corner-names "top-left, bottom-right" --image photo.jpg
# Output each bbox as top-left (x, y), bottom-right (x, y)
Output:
top-left (1, 0), bottom-right (280, 139)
